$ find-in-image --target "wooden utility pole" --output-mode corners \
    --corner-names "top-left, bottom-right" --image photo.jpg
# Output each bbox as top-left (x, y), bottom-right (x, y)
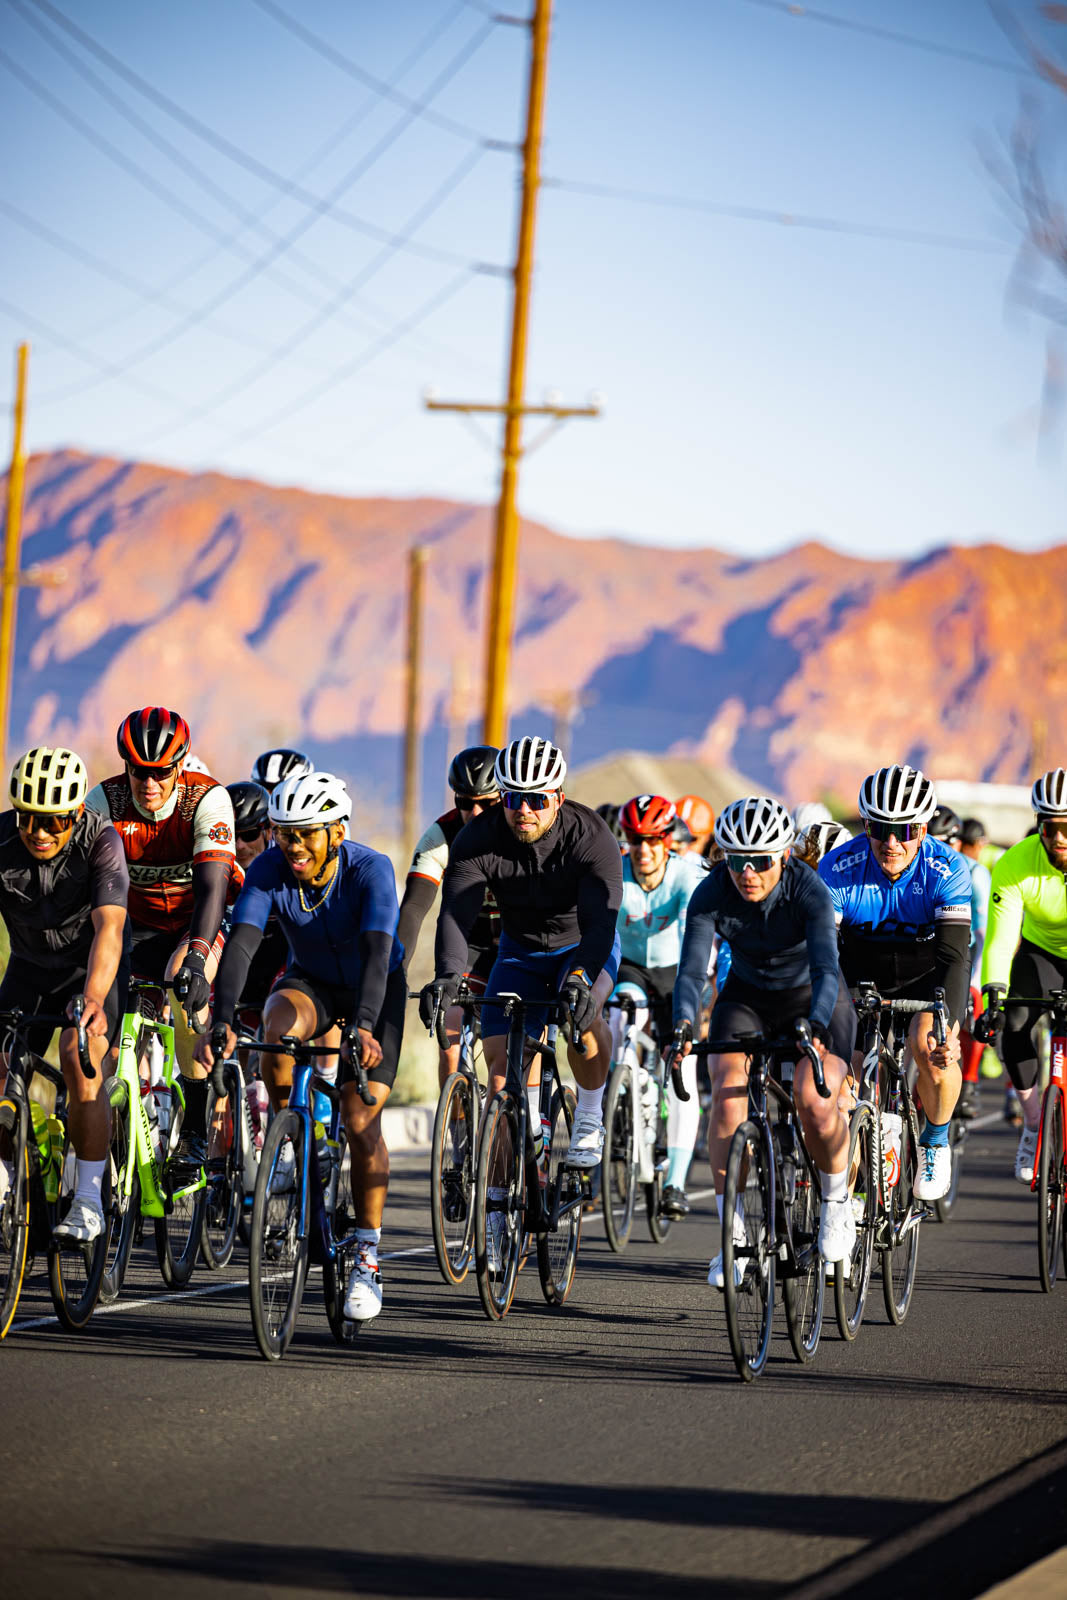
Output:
top-left (0, 345), bottom-right (29, 767)
top-left (425, 0), bottom-right (598, 746)
top-left (402, 545), bottom-right (428, 866)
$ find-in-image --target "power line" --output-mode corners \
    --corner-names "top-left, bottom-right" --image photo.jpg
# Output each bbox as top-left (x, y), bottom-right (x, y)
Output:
top-left (541, 175), bottom-right (1011, 254)
top-left (733, 0), bottom-right (1030, 76)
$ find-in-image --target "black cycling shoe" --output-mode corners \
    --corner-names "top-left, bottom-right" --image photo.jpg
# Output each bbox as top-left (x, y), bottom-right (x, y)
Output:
top-left (659, 1184), bottom-right (690, 1218)
top-left (167, 1130), bottom-right (207, 1177)
top-left (442, 1170), bottom-right (467, 1223)
top-left (957, 1081), bottom-right (980, 1122)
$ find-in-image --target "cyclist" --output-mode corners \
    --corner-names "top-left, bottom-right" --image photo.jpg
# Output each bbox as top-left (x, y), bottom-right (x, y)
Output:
top-left (673, 796), bottom-right (856, 1284)
top-left (676, 794), bottom-right (715, 859)
top-left (958, 816), bottom-right (993, 1120)
top-left (612, 793), bottom-right (707, 1216)
top-left (396, 746), bottom-right (500, 1086)
top-left (226, 781), bottom-right (288, 1014)
top-left (0, 747), bottom-right (129, 1242)
top-left (86, 707), bottom-right (237, 1178)
top-left (251, 747), bottom-right (313, 795)
top-left (198, 771), bottom-right (405, 1324)
top-left (422, 735), bottom-right (623, 1175)
top-left (928, 805), bottom-right (983, 1122)
top-left (818, 764), bottom-right (971, 1202)
top-left (976, 768), bottom-right (1067, 1183)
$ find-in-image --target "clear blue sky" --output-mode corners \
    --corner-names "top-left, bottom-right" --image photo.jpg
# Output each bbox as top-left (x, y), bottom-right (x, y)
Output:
top-left (1, 0), bottom-right (1064, 555)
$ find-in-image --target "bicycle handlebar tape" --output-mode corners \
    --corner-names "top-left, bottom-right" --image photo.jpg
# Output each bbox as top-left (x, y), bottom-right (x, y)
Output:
top-left (796, 1018), bottom-right (830, 1099)
top-left (71, 995), bottom-right (96, 1080)
top-left (932, 987), bottom-right (948, 1048)
top-left (210, 1025), bottom-right (230, 1099)
top-left (343, 1026), bottom-right (376, 1106)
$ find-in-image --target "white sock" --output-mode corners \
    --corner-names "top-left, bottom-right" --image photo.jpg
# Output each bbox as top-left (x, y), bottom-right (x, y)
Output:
top-left (355, 1226), bottom-right (380, 1262)
top-left (527, 1087), bottom-right (542, 1135)
top-left (75, 1158), bottom-right (105, 1205)
top-left (819, 1168), bottom-right (847, 1204)
top-left (1017, 1085), bottom-right (1042, 1131)
top-left (576, 1084), bottom-right (604, 1119)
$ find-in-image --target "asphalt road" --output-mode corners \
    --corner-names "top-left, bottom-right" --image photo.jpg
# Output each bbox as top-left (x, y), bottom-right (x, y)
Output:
top-left (2, 1095), bottom-right (1065, 1600)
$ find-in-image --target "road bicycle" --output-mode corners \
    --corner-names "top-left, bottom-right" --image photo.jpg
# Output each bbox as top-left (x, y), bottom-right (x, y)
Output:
top-left (837, 985), bottom-right (947, 1339)
top-left (427, 986), bottom-right (489, 1286)
top-left (101, 978), bottom-right (206, 1299)
top-left (199, 1035), bottom-right (269, 1272)
top-left (0, 1003), bottom-right (109, 1335)
top-left (601, 995), bottom-right (673, 1252)
top-left (237, 1026), bottom-right (367, 1361)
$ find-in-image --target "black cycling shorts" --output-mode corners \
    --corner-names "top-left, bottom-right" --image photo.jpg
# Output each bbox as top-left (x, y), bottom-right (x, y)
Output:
top-left (1002, 939), bottom-right (1067, 1091)
top-left (0, 952), bottom-right (129, 1053)
top-left (613, 958), bottom-right (677, 1045)
top-left (709, 971), bottom-right (856, 1062)
top-left (270, 963), bottom-right (406, 1091)
top-left (130, 923), bottom-right (225, 989)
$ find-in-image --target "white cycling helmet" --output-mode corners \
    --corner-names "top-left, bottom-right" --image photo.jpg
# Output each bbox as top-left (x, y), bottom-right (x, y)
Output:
top-left (10, 746), bottom-right (88, 814)
top-left (183, 753), bottom-right (211, 776)
top-left (494, 735), bottom-right (567, 794)
top-left (268, 770), bottom-right (351, 828)
top-left (803, 820), bottom-right (852, 860)
top-left (715, 796), bottom-right (795, 854)
top-left (857, 764), bottom-right (937, 826)
top-left (1031, 767), bottom-right (1067, 817)
top-left (792, 800), bottom-right (832, 833)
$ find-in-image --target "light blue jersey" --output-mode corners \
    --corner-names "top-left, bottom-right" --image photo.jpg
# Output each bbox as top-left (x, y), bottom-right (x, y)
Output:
top-left (617, 851), bottom-right (708, 969)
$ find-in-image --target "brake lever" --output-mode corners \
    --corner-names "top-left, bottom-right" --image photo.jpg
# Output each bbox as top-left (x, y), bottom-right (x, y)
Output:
top-left (667, 1028), bottom-right (691, 1102)
top-left (209, 1024), bottom-right (231, 1099)
top-left (71, 995), bottom-right (96, 1080)
top-left (345, 1027), bottom-right (376, 1106)
top-left (932, 987), bottom-right (947, 1048)
top-left (796, 1019), bottom-right (830, 1099)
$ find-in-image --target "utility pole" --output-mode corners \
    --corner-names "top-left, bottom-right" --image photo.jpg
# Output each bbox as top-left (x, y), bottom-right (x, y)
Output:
top-left (425, 0), bottom-right (599, 746)
top-left (402, 545), bottom-right (428, 866)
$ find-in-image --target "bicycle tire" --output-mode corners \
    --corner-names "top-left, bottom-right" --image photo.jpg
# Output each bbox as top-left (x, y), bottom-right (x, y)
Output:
top-left (99, 1078), bottom-right (138, 1303)
top-left (722, 1120), bottom-right (775, 1383)
top-left (882, 1098), bottom-right (921, 1325)
top-left (249, 1109), bottom-right (310, 1360)
top-left (782, 1128), bottom-right (824, 1364)
top-left (0, 1097), bottom-right (31, 1339)
top-left (834, 1103), bottom-right (876, 1342)
top-left (601, 1066), bottom-right (637, 1254)
top-left (154, 1089), bottom-right (207, 1289)
top-left (932, 1115), bottom-right (966, 1224)
top-left (200, 1060), bottom-right (243, 1271)
top-left (537, 1086), bottom-right (581, 1306)
top-left (48, 1130), bottom-right (111, 1331)
top-left (644, 1073), bottom-right (673, 1243)
top-left (474, 1092), bottom-right (521, 1321)
top-left (430, 1071), bottom-right (476, 1285)
top-left (323, 1133), bottom-right (361, 1347)
top-left (1037, 1084), bottom-right (1064, 1293)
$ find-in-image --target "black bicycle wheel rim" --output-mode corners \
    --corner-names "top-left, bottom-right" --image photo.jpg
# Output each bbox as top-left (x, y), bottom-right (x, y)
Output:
top-left (933, 1116), bottom-right (966, 1224)
top-left (537, 1087), bottom-right (581, 1306)
top-left (249, 1109), bottom-right (309, 1360)
top-left (782, 1131), bottom-right (824, 1363)
top-left (722, 1121), bottom-right (775, 1382)
top-left (430, 1072), bottom-right (476, 1286)
top-left (474, 1093), bottom-right (520, 1321)
top-left (100, 1083), bottom-right (138, 1303)
top-left (0, 1098), bottom-right (31, 1339)
top-left (834, 1104), bottom-right (875, 1342)
top-left (200, 1062), bottom-right (243, 1271)
top-left (601, 1068), bottom-right (637, 1254)
top-left (1037, 1085), bottom-right (1064, 1293)
top-left (48, 1132), bottom-right (110, 1331)
top-left (882, 1103), bottom-right (920, 1325)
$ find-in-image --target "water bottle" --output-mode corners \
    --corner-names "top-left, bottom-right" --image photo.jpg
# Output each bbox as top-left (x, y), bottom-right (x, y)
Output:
top-left (313, 1121), bottom-right (331, 1184)
top-left (312, 1089), bottom-right (333, 1125)
top-left (882, 1112), bottom-right (903, 1192)
top-left (155, 1085), bottom-right (171, 1140)
top-left (30, 1102), bottom-right (54, 1196)
top-left (246, 1077), bottom-right (269, 1151)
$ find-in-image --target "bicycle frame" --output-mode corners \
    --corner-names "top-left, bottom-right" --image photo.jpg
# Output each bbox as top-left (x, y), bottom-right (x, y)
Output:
top-left (1002, 993), bottom-right (1067, 1185)
top-left (108, 989), bottom-right (203, 1217)
top-left (606, 995), bottom-right (662, 1186)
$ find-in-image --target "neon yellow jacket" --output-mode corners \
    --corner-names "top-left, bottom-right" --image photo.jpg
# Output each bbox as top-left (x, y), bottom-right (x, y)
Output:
top-left (981, 833), bottom-right (1067, 990)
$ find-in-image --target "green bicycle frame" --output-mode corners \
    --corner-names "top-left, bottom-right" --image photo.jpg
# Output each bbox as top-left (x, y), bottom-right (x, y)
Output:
top-left (107, 1006), bottom-right (204, 1215)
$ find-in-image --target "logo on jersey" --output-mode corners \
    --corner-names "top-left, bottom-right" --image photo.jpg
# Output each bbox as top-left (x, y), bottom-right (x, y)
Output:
top-left (208, 821), bottom-right (233, 845)
top-left (831, 850), bottom-right (867, 875)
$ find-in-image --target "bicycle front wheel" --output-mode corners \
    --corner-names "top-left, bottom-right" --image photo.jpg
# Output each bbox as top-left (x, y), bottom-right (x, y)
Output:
top-left (49, 1132), bottom-right (111, 1331)
top-left (100, 1077), bottom-right (138, 1303)
top-left (1037, 1084), bottom-right (1065, 1293)
top-left (644, 1075), bottom-right (673, 1244)
top-left (882, 1102), bottom-right (921, 1325)
top-left (932, 1115), bottom-right (966, 1225)
top-left (722, 1121), bottom-right (775, 1383)
top-left (249, 1109), bottom-right (309, 1360)
top-left (0, 1096), bottom-right (31, 1339)
top-left (782, 1131), bottom-right (824, 1364)
top-left (200, 1061), bottom-right (243, 1271)
top-left (474, 1092), bottom-right (521, 1321)
top-left (601, 1067), bottom-right (637, 1253)
top-left (834, 1103), bottom-right (876, 1342)
top-left (538, 1086), bottom-right (582, 1306)
top-left (430, 1071), bottom-right (476, 1285)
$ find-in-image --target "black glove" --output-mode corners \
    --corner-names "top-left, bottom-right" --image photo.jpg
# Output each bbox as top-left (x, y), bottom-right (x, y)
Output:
top-left (561, 970), bottom-right (598, 1035)
top-left (974, 984), bottom-right (1005, 1045)
top-left (419, 976), bottom-right (461, 1032)
top-left (173, 951), bottom-right (211, 1021)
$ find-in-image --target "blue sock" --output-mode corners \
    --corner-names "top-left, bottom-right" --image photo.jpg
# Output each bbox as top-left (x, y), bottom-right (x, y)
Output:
top-left (666, 1146), bottom-right (690, 1191)
top-left (920, 1118), bottom-right (950, 1148)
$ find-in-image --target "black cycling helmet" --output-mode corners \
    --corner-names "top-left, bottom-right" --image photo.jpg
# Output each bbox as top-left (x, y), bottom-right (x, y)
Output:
top-left (961, 816), bottom-right (986, 847)
top-left (251, 747), bottom-right (313, 794)
top-left (226, 780), bottom-right (269, 834)
top-left (928, 804), bottom-right (962, 843)
top-left (447, 745), bottom-right (499, 799)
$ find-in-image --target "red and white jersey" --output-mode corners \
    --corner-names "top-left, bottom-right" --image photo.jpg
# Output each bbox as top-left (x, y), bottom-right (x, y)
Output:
top-left (86, 772), bottom-right (238, 934)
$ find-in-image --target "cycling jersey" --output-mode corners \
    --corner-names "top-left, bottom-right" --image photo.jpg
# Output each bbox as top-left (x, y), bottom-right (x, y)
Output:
top-left (617, 851), bottom-right (707, 969)
top-left (436, 800), bottom-right (623, 983)
top-left (397, 808), bottom-right (500, 966)
top-left (981, 831), bottom-right (1067, 991)
top-left (0, 808), bottom-right (129, 968)
top-left (86, 772), bottom-right (236, 933)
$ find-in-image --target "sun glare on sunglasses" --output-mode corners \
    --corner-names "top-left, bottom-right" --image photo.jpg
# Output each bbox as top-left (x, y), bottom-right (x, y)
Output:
top-left (17, 809), bottom-right (76, 834)
top-left (865, 819), bottom-right (924, 843)
top-left (503, 790), bottom-right (554, 811)
top-left (725, 852), bottom-right (776, 872)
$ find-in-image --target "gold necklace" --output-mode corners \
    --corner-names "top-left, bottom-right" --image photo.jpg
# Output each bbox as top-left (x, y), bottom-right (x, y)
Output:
top-left (298, 865), bottom-right (339, 914)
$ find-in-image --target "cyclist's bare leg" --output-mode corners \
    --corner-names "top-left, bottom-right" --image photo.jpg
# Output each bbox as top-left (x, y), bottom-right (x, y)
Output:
top-left (708, 1051), bottom-right (750, 1196)
top-left (58, 1026), bottom-right (111, 1161)
top-left (165, 939), bottom-right (220, 1077)
top-left (260, 987), bottom-right (320, 1109)
top-left (438, 1003), bottom-right (465, 1088)
top-left (565, 970), bottom-right (614, 1091)
top-left (793, 1050), bottom-right (850, 1173)
top-left (908, 1011), bottom-right (962, 1126)
top-left (343, 1079), bottom-right (391, 1230)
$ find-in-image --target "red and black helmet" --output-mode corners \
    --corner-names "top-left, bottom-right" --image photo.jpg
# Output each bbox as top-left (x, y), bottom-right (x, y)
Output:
top-left (619, 793), bottom-right (677, 838)
top-left (117, 707), bottom-right (191, 770)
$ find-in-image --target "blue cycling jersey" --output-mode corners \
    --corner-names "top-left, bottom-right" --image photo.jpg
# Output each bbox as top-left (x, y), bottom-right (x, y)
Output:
top-left (616, 851), bottom-right (707, 969)
top-left (817, 835), bottom-right (972, 945)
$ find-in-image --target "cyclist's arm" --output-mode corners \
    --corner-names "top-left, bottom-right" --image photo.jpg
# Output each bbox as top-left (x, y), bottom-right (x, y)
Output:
top-left (209, 862), bottom-right (275, 1024)
top-left (396, 876), bottom-right (439, 970)
top-left (352, 857), bottom-right (400, 1030)
top-left (185, 786), bottom-right (237, 955)
top-left (933, 919), bottom-right (971, 1028)
top-left (434, 853), bottom-right (488, 978)
top-left (570, 823), bottom-right (625, 978)
top-left (673, 879), bottom-right (719, 1028)
top-left (82, 904), bottom-right (127, 1019)
top-left (799, 871), bottom-right (842, 1037)
top-left (980, 861), bottom-right (1025, 992)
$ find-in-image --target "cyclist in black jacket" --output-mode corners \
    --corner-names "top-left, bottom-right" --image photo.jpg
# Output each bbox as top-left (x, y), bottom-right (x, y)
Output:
top-left (422, 736), bottom-right (623, 1171)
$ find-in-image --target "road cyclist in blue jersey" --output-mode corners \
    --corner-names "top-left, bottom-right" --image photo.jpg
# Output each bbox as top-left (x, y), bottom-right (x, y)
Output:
top-left (672, 796), bottom-right (857, 1286)
top-left (611, 793), bottom-right (708, 1217)
top-left (196, 770), bottom-right (405, 1326)
top-left (817, 763), bottom-right (971, 1203)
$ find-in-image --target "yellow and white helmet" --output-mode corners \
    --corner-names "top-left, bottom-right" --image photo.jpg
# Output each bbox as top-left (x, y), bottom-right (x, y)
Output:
top-left (9, 746), bottom-right (89, 814)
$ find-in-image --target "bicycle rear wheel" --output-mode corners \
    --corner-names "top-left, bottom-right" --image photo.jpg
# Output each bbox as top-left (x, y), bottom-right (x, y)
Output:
top-left (474, 1092), bottom-right (521, 1321)
top-left (538, 1087), bottom-right (582, 1306)
top-left (323, 1136), bottom-right (361, 1348)
top-left (48, 1132), bottom-right (111, 1331)
top-left (722, 1121), bottom-right (775, 1382)
top-left (430, 1071), bottom-right (476, 1285)
top-left (1037, 1084), bottom-right (1064, 1293)
top-left (882, 1101), bottom-right (921, 1325)
top-left (644, 1073), bottom-right (673, 1243)
top-left (249, 1109), bottom-right (309, 1360)
top-left (932, 1115), bottom-right (966, 1224)
top-left (200, 1061), bottom-right (243, 1271)
top-left (0, 1096), bottom-right (31, 1339)
top-left (834, 1103), bottom-right (876, 1342)
top-left (100, 1078), bottom-right (138, 1303)
top-left (782, 1130), bottom-right (824, 1363)
top-left (601, 1067), bottom-right (637, 1253)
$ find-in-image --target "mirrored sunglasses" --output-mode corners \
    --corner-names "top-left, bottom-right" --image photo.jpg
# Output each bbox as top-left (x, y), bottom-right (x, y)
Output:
top-left (865, 819), bottom-right (924, 843)
top-left (127, 760), bottom-right (177, 782)
top-left (1039, 817), bottom-right (1067, 839)
top-left (725, 852), bottom-right (776, 873)
top-left (503, 790), bottom-right (555, 812)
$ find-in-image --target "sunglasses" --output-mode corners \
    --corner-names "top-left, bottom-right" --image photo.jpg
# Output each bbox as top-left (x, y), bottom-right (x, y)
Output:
top-left (274, 824), bottom-right (326, 844)
top-left (237, 827), bottom-right (264, 843)
top-left (127, 761), bottom-right (177, 782)
top-left (624, 829), bottom-right (667, 847)
top-left (454, 794), bottom-right (500, 812)
top-left (1039, 817), bottom-right (1067, 839)
top-left (503, 790), bottom-right (556, 812)
top-left (865, 819), bottom-right (924, 843)
top-left (725, 852), bottom-right (777, 873)
top-left (16, 809), bottom-right (77, 834)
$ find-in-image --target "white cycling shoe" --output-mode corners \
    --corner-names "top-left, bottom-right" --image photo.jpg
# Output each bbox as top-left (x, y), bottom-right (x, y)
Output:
top-left (1014, 1126), bottom-right (1039, 1185)
top-left (270, 1139), bottom-right (296, 1194)
top-left (708, 1215), bottom-right (747, 1290)
top-left (53, 1195), bottom-right (104, 1244)
top-left (343, 1246), bottom-right (382, 1322)
top-left (818, 1198), bottom-right (856, 1264)
top-left (913, 1143), bottom-right (952, 1201)
top-left (564, 1112), bottom-right (604, 1170)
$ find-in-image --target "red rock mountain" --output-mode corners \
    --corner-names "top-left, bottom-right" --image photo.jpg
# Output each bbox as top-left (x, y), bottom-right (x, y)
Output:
top-left (7, 449), bottom-right (1064, 813)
